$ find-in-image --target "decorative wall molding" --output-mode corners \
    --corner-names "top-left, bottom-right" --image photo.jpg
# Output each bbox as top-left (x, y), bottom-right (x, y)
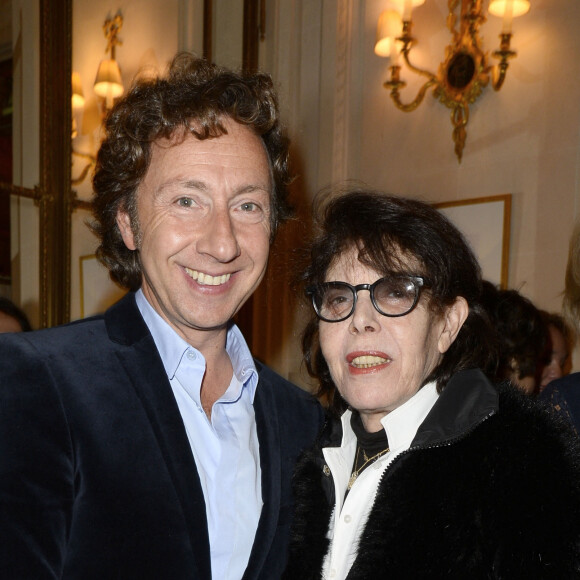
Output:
top-left (332, 0), bottom-right (352, 185)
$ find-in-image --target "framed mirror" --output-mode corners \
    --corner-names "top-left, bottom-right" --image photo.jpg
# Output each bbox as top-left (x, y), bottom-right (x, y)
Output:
top-left (0, 0), bottom-right (72, 329)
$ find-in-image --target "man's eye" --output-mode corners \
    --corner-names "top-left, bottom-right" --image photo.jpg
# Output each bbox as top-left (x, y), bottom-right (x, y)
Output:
top-left (177, 198), bottom-right (194, 207)
top-left (240, 202), bottom-right (259, 212)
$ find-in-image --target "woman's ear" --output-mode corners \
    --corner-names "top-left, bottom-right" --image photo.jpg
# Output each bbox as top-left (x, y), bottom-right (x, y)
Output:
top-left (116, 209), bottom-right (137, 251)
top-left (438, 296), bottom-right (469, 354)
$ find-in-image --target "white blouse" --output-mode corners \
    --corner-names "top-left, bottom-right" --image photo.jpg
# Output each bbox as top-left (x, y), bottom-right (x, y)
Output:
top-left (321, 382), bottom-right (439, 580)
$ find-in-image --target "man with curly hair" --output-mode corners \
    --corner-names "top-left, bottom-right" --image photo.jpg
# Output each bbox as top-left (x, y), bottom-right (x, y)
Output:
top-left (0, 53), bottom-right (323, 579)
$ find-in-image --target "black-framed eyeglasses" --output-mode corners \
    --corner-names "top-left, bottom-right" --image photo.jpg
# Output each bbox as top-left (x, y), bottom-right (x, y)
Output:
top-left (306, 274), bottom-right (430, 323)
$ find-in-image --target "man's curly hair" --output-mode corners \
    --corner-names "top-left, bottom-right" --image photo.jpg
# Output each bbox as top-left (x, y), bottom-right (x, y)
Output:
top-left (91, 52), bottom-right (293, 290)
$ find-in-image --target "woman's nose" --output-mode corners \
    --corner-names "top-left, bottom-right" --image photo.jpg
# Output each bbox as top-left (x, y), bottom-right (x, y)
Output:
top-left (196, 208), bottom-right (241, 262)
top-left (349, 292), bottom-right (380, 333)
top-left (547, 360), bottom-right (563, 381)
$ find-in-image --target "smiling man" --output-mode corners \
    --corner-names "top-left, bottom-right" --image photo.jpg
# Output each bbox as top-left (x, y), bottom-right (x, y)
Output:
top-left (0, 54), bottom-right (323, 580)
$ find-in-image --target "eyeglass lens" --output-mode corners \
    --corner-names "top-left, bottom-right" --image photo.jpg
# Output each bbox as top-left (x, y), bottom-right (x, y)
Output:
top-left (315, 277), bottom-right (419, 321)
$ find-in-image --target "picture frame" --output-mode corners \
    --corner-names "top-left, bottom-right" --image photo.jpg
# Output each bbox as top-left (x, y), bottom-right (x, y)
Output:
top-left (434, 194), bottom-right (511, 288)
top-left (79, 254), bottom-right (127, 318)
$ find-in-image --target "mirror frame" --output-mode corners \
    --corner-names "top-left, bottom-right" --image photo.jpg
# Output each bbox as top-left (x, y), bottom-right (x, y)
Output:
top-left (39, 0), bottom-right (73, 328)
top-left (0, 0), bottom-right (72, 328)
top-left (203, 0), bottom-right (263, 71)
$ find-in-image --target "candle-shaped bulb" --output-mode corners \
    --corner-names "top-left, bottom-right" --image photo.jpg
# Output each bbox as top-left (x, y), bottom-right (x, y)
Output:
top-left (502, 0), bottom-right (514, 33)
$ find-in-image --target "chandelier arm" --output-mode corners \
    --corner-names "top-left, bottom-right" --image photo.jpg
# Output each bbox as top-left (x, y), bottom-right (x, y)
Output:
top-left (71, 163), bottom-right (94, 187)
top-left (71, 149), bottom-right (96, 186)
top-left (388, 78), bottom-right (439, 113)
top-left (489, 32), bottom-right (517, 91)
top-left (490, 62), bottom-right (508, 91)
top-left (400, 47), bottom-right (438, 84)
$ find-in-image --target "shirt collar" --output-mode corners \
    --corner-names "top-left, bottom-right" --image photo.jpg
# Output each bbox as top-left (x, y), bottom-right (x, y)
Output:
top-left (135, 289), bottom-right (259, 400)
top-left (380, 381), bottom-right (439, 452)
top-left (337, 381), bottom-right (439, 449)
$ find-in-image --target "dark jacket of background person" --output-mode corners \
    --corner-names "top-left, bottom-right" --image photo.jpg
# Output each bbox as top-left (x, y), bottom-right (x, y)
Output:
top-left (540, 373), bottom-right (580, 437)
top-left (283, 368), bottom-right (580, 579)
top-left (0, 293), bottom-right (323, 579)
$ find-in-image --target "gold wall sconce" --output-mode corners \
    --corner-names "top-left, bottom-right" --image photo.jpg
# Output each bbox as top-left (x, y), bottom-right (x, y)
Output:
top-left (70, 13), bottom-right (124, 186)
top-left (376, 0), bottom-right (530, 162)
top-left (71, 71), bottom-right (85, 139)
top-left (94, 13), bottom-right (124, 111)
top-left (71, 72), bottom-right (96, 186)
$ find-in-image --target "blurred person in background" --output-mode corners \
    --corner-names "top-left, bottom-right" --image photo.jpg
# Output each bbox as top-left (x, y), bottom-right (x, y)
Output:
top-left (480, 282), bottom-right (548, 396)
top-left (538, 311), bottom-right (574, 393)
top-left (540, 222), bottom-right (580, 434)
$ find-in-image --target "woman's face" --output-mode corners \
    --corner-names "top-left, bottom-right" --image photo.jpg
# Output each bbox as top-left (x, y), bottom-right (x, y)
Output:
top-left (318, 248), bottom-right (467, 432)
top-left (539, 324), bottom-right (568, 391)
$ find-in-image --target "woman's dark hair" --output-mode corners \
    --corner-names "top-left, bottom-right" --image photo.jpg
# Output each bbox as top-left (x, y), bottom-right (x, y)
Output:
top-left (481, 283), bottom-right (548, 385)
top-left (541, 310), bottom-right (575, 358)
top-left (301, 188), bottom-right (498, 414)
top-left (91, 52), bottom-right (292, 290)
top-left (0, 297), bottom-right (32, 332)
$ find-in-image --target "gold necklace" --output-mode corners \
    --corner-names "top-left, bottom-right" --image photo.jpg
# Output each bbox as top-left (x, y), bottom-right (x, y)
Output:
top-left (347, 445), bottom-right (390, 490)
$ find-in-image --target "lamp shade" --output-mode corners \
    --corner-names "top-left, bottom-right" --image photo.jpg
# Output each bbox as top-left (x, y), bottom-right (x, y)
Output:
top-left (389, 0), bottom-right (426, 13)
top-left (94, 59), bottom-right (124, 103)
top-left (488, 0), bottom-right (531, 18)
top-left (71, 71), bottom-right (85, 111)
top-left (375, 10), bottom-right (402, 57)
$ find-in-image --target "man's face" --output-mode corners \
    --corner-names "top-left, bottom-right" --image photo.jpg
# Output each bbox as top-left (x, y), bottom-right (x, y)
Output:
top-left (116, 119), bottom-right (272, 348)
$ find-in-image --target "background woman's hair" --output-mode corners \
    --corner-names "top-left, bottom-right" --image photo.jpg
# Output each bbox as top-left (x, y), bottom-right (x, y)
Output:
top-left (481, 283), bottom-right (548, 385)
top-left (564, 220), bottom-right (580, 335)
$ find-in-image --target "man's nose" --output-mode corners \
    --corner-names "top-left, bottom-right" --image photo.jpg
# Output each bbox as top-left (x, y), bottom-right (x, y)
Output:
top-left (197, 209), bottom-right (241, 262)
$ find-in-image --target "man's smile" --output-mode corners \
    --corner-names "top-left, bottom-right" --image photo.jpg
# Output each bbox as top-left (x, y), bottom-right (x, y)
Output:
top-left (185, 268), bottom-right (232, 286)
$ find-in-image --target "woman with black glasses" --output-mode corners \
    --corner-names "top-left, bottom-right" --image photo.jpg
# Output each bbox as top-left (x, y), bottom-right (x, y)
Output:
top-left (283, 189), bottom-right (580, 579)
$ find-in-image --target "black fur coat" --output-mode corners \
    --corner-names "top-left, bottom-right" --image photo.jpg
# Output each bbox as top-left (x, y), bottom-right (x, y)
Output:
top-left (283, 369), bottom-right (580, 579)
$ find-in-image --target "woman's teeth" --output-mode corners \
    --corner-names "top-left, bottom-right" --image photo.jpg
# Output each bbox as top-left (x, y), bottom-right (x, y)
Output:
top-left (351, 355), bottom-right (390, 368)
top-left (185, 268), bottom-right (231, 286)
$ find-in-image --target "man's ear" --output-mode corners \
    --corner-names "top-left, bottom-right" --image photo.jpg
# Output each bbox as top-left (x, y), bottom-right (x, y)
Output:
top-left (116, 208), bottom-right (137, 251)
top-left (438, 296), bottom-right (469, 354)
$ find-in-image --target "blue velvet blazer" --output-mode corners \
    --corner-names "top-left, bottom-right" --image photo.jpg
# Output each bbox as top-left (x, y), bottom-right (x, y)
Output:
top-left (0, 293), bottom-right (323, 579)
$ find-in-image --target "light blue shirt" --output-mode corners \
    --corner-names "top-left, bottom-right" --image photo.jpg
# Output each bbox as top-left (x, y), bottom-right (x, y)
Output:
top-left (136, 290), bottom-right (262, 580)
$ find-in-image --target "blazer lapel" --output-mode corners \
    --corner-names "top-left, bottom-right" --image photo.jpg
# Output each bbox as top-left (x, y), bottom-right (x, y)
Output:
top-left (105, 294), bottom-right (212, 580)
top-left (242, 376), bottom-right (282, 580)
